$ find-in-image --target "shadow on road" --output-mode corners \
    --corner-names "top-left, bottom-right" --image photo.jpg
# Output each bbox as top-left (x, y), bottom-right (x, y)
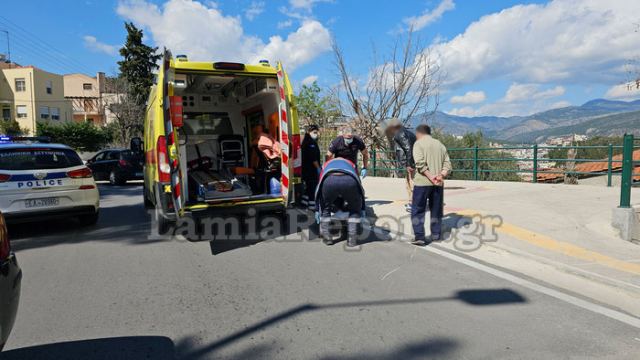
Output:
top-left (1, 336), bottom-right (175, 360)
top-left (179, 288), bottom-right (526, 359)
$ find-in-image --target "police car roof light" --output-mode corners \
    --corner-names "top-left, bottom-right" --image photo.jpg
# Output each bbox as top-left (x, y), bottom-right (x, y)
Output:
top-left (0, 135), bottom-right (51, 143)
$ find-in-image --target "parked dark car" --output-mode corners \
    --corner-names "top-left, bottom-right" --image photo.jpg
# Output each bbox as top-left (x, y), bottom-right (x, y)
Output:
top-left (0, 211), bottom-right (21, 351)
top-left (86, 149), bottom-right (144, 185)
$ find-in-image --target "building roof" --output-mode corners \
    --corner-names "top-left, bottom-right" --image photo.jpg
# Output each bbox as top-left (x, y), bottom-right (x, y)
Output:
top-left (537, 149), bottom-right (640, 182)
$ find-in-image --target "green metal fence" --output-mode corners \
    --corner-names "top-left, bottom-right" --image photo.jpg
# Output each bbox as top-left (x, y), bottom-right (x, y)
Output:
top-left (619, 134), bottom-right (640, 208)
top-left (366, 142), bottom-right (640, 187)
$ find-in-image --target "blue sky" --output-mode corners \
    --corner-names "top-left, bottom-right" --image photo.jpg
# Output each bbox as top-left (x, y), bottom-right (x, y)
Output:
top-left (2, 0), bottom-right (639, 117)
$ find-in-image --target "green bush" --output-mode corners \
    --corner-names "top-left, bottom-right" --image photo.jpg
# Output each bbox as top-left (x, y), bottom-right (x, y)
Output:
top-left (0, 120), bottom-right (28, 136)
top-left (434, 131), bottom-right (522, 182)
top-left (37, 121), bottom-right (114, 152)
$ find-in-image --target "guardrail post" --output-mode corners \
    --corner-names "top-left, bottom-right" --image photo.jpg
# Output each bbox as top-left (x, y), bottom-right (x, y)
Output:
top-left (473, 146), bottom-right (479, 181)
top-left (607, 143), bottom-right (613, 187)
top-left (372, 148), bottom-right (377, 177)
top-left (619, 134), bottom-right (633, 208)
top-left (532, 144), bottom-right (538, 183)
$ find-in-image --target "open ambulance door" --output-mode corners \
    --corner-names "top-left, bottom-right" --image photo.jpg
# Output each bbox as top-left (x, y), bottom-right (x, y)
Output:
top-left (276, 62), bottom-right (300, 205)
top-left (161, 49), bottom-right (185, 216)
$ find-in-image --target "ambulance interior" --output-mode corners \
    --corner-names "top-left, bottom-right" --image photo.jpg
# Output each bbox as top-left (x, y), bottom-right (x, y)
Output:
top-left (173, 72), bottom-right (282, 203)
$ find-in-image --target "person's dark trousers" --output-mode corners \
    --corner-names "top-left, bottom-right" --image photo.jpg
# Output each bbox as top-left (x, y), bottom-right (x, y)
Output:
top-left (320, 174), bottom-right (362, 243)
top-left (411, 185), bottom-right (444, 240)
top-left (303, 174), bottom-right (319, 206)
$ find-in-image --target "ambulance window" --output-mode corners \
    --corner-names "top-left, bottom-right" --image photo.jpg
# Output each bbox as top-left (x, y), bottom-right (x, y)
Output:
top-left (0, 148), bottom-right (83, 170)
top-left (183, 112), bottom-right (233, 135)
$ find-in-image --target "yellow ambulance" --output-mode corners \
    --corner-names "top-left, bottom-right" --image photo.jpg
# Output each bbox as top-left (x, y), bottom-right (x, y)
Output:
top-left (143, 50), bottom-right (302, 233)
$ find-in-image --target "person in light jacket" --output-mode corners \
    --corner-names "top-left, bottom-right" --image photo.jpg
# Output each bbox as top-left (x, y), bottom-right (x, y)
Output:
top-left (411, 124), bottom-right (452, 246)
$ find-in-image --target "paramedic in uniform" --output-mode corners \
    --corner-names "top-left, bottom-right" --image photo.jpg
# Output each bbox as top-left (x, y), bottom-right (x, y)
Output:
top-left (326, 126), bottom-right (369, 178)
top-left (301, 124), bottom-right (322, 209)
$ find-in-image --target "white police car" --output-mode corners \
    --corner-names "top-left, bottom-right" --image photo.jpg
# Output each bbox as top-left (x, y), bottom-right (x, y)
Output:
top-left (0, 136), bottom-right (99, 225)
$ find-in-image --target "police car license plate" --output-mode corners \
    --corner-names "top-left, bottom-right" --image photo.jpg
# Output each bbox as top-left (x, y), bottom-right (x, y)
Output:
top-left (25, 197), bottom-right (59, 208)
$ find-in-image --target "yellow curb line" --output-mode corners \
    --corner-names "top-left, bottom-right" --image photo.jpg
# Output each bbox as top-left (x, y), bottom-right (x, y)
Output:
top-left (455, 209), bottom-right (640, 276)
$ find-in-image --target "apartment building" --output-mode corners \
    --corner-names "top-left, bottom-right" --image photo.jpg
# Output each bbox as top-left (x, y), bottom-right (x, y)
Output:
top-left (64, 72), bottom-right (122, 126)
top-left (0, 61), bottom-right (73, 134)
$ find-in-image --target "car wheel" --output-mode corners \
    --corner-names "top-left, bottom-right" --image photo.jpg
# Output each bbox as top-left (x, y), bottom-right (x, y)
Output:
top-left (79, 211), bottom-right (99, 226)
top-left (109, 171), bottom-right (126, 186)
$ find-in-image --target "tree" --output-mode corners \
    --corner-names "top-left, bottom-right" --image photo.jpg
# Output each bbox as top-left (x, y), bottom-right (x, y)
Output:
top-left (112, 22), bottom-right (161, 144)
top-left (433, 130), bottom-right (521, 182)
top-left (118, 22), bottom-right (161, 106)
top-left (106, 76), bottom-right (144, 146)
top-left (294, 81), bottom-right (341, 128)
top-left (333, 28), bottom-right (441, 149)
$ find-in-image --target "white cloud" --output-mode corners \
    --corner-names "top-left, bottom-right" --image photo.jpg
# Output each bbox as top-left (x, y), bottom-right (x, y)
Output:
top-left (116, 0), bottom-right (331, 72)
top-left (289, 0), bottom-right (331, 12)
top-left (83, 35), bottom-right (118, 56)
top-left (450, 90), bottom-right (485, 105)
top-left (550, 100), bottom-right (572, 109)
top-left (449, 83), bottom-right (567, 117)
top-left (277, 19), bottom-right (293, 29)
top-left (604, 83), bottom-right (640, 100)
top-left (447, 106), bottom-right (477, 117)
top-left (301, 75), bottom-right (318, 86)
top-left (245, 1), bottom-right (265, 21)
top-left (503, 84), bottom-right (565, 103)
top-left (403, 0), bottom-right (455, 31)
top-left (432, 0), bottom-right (640, 88)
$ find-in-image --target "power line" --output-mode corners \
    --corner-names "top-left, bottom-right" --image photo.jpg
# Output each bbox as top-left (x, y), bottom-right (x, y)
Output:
top-left (0, 15), bottom-right (96, 74)
top-left (0, 16), bottom-right (98, 75)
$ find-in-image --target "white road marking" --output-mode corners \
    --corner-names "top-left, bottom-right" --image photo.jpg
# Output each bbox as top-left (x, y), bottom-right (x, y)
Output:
top-left (366, 224), bottom-right (640, 329)
top-left (380, 267), bottom-right (400, 281)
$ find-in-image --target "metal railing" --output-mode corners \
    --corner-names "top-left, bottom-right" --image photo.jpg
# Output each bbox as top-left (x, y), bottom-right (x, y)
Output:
top-left (367, 142), bottom-right (639, 187)
top-left (619, 134), bottom-right (639, 208)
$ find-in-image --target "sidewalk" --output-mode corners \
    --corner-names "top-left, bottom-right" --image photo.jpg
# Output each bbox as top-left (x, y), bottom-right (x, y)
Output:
top-left (362, 177), bottom-right (640, 317)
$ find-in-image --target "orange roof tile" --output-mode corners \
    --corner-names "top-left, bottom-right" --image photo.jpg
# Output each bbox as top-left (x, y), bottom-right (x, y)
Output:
top-left (537, 149), bottom-right (640, 182)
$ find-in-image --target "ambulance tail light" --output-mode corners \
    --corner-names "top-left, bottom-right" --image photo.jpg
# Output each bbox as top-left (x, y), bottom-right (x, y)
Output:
top-left (292, 134), bottom-right (302, 177)
top-left (0, 216), bottom-right (10, 261)
top-left (157, 136), bottom-right (171, 182)
top-left (0, 173), bottom-right (11, 182)
top-left (67, 167), bottom-right (93, 178)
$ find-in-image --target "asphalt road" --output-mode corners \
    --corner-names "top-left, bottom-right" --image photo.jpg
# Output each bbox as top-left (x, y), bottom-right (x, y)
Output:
top-left (2, 184), bottom-right (639, 359)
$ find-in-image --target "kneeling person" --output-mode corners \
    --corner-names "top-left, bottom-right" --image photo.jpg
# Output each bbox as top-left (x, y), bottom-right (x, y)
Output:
top-left (315, 158), bottom-right (365, 247)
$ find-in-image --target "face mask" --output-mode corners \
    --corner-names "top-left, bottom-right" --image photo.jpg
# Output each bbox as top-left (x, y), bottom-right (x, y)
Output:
top-left (344, 137), bottom-right (353, 145)
top-left (310, 133), bottom-right (318, 140)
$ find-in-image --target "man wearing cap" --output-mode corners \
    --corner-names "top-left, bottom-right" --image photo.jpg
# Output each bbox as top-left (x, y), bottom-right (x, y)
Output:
top-left (385, 118), bottom-right (417, 213)
top-left (326, 126), bottom-right (369, 178)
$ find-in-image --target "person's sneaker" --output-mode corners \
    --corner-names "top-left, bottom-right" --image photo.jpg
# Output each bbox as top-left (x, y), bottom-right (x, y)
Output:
top-left (322, 237), bottom-right (334, 246)
top-left (346, 237), bottom-right (358, 247)
top-left (404, 204), bottom-right (412, 213)
top-left (411, 238), bottom-right (426, 246)
top-left (428, 235), bottom-right (441, 242)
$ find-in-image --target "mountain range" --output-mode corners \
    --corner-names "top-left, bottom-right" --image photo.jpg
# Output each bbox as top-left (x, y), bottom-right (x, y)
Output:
top-left (415, 99), bottom-right (640, 143)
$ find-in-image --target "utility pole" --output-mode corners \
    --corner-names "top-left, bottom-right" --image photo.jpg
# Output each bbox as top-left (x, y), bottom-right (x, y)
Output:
top-left (0, 30), bottom-right (10, 67)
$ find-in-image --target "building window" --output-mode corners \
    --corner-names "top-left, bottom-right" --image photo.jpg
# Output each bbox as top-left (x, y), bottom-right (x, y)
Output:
top-left (16, 105), bottom-right (27, 118)
top-left (83, 83), bottom-right (93, 90)
top-left (2, 107), bottom-right (10, 120)
top-left (15, 78), bottom-right (26, 92)
top-left (51, 107), bottom-right (60, 120)
top-left (39, 106), bottom-right (49, 119)
top-left (46, 80), bottom-right (53, 94)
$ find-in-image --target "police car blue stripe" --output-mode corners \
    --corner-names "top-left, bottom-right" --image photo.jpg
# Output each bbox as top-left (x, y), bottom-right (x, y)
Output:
top-left (9, 172), bottom-right (68, 181)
